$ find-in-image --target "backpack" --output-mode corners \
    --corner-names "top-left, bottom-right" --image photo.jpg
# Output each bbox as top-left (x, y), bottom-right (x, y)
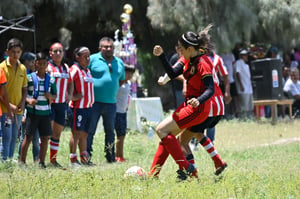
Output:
top-left (31, 72), bottom-right (50, 99)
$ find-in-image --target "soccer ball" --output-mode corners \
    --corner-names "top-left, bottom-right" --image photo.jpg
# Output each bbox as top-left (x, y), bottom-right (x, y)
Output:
top-left (124, 166), bottom-right (147, 179)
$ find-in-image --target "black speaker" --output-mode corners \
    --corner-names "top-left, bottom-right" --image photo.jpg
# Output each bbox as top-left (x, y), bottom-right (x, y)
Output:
top-left (251, 58), bottom-right (283, 100)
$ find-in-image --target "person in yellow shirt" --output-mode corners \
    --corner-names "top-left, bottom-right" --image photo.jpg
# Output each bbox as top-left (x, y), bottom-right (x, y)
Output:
top-left (0, 38), bottom-right (27, 161)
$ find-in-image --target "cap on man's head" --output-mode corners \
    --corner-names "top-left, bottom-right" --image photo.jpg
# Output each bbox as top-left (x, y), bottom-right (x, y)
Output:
top-left (21, 52), bottom-right (36, 61)
top-left (239, 49), bottom-right (248, 55)
top-left (270, 46), bottom-right (278, 54)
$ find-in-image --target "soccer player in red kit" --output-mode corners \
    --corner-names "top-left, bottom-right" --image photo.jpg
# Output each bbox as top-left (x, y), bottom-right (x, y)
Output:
top-left (47, 42), bottom-right (73, 168)
top-left (149, 25), bottom-right (220, 180)
top-left (68, 47), bottom-right (94, 166)
top-left (149, 25), bottom-right (227, 180)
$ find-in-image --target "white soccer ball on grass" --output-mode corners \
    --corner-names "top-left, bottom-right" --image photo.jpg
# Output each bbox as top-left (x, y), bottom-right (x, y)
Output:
top-left (124, 166), bottom-right (147, 179)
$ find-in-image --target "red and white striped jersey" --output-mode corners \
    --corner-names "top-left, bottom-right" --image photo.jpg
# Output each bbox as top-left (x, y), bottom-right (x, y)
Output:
top-left (208, 54), bottom-right (227, 117)
top-left (210, 54), bottom-right (228, 86)
top-left (48, 61), bottom-right (71, 103)
top-left (209, 85), bottom-right (225, 117)
top-left (69, 63), bottom-right (94, 109)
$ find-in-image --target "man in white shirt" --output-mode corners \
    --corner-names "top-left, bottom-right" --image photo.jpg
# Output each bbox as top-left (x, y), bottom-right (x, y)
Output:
top-left (235, 50), bottom-right (253, 119)
top-left (283, 67), bottom-right (300, 111)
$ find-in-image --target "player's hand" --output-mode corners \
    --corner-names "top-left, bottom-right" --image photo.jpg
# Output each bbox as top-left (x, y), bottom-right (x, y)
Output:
top-left (157, 76), bottom-right (165, 85)
top-left (157, 74), bottom-right (170, 85)
top-left (153, 45), bottom-right (163, 56)
top-left (10, 104), bottom-right (17, 113)
top-left (29, 98), bottom-right (38, 106)
top-left (187, 98), bottom-right (200, 108)
top-left (45, 92), bottom-right (52, 101)
top-left (224, 92), bottom-right (232, 104)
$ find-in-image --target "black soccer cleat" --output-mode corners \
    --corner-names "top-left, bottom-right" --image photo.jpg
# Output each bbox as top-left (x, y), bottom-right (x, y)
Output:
top-left (215, 162), bottom-right (227, 176)
top-left (176, 163), bottom-right (196, 181)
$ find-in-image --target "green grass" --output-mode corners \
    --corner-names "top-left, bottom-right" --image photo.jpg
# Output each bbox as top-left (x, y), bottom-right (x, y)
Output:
top-left (0, 119), bottom-right (300, 199)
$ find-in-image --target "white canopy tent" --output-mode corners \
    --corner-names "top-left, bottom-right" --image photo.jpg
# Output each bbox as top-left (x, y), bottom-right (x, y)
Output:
top-left (0, 15), bottom-right (36, 52)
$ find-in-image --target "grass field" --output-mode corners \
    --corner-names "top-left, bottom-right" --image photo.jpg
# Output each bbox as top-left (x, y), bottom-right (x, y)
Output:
top-left (0, 119), bottom-right (299, 199)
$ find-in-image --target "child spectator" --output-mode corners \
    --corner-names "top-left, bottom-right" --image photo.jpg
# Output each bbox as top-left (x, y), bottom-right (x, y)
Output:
top-left (18, 52), bottom-right (40, 162)
top-left (20, 52), bottom-right (57, 168)
top-left (115, 64), bottom-right (135, 162)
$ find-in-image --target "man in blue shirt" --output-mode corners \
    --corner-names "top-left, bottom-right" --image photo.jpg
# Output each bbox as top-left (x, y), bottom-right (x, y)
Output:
top-left (87, 37), bottom-right (125, 163)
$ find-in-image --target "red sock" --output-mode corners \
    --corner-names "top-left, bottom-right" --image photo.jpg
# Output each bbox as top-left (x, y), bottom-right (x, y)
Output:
top-left (200, 136), bottom-right (224, 168)
top-left (161, 134), bottom-right (189, 170)
top-left (80, 151), bottom-right (89, 163)
top-left (149, 141), bottom-right (169, 177)
top-left (49, 138), bottom-right (59, 163)
top-left (70, 154), bottom-right (77, 163)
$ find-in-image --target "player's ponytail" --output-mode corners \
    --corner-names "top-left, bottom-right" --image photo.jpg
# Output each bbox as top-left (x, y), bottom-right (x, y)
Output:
top-left (197, 23), bottom-right (213, 51)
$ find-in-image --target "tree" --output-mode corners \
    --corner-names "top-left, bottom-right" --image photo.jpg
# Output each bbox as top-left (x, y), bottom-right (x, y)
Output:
top-left (147, 0), bottom-right (300, 51)
top-left (2, 1), bottom-right (300, 110)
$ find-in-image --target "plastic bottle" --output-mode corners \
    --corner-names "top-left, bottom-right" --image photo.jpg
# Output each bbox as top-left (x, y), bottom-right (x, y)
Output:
top-left (5, 117), bottom-right (11, 127)
top-left (147, 126), bottom-right (154, 140)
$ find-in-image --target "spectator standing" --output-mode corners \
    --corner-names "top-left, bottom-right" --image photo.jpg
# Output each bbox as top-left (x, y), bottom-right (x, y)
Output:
top-left (235, 49), bottom-right (254, 119)
top-left (115, 64), bottom-right (135, 162)
top-left (293, 47), bottom-right (300, 66)
top-left (87, 37), bottom-right (125, 163)
top-left (47, 43), bottom-right (73, 168)
top-left (18, 52), bottom-right (40, 162)
top-left (221, 51), bottom-right (238, 119)
top-left (21, 52), bottom-right (36, 73)
top-left (283, 50), bottom-right (298, 69)
top-left (0, 38), bottom-right (27, 161)
top-left (20, 52), bottom-right (57, 168)
top-left (68, 47), bottom-right (94, 166)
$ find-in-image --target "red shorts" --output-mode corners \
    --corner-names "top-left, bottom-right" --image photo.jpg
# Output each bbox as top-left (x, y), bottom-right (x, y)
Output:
top-left (172, 100), bottom-right (211, 130)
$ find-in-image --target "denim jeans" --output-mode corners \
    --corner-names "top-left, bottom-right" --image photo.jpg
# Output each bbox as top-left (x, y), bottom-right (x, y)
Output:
top-left (87, 102), bottom-right (116, 162)
top-left (1, 113), bottom-right (23, 161)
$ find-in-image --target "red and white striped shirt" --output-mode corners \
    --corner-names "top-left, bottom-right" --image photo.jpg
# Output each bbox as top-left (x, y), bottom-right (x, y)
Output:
top-left (48, 61), bottom-right (71, 103)
top-left (208, 54), bottom-right (228, 117)
top-left (69, 63), bottom-right (94, 109)
top-left (210, 54), bottom-right (228, 86)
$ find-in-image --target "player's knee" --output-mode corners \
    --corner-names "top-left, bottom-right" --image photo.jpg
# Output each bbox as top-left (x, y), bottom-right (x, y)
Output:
top-left (155, 126), bottom-right (168, 139)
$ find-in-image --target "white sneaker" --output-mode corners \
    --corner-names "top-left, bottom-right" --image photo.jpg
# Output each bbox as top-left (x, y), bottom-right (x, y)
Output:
top-left (70, 160), bottom-right (81, 168)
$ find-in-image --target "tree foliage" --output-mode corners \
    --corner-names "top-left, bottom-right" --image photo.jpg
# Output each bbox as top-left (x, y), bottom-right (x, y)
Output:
top-left (2, 0), bottom-right (300, 109)
top-left (147, 0), bottom-right (300, 51)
